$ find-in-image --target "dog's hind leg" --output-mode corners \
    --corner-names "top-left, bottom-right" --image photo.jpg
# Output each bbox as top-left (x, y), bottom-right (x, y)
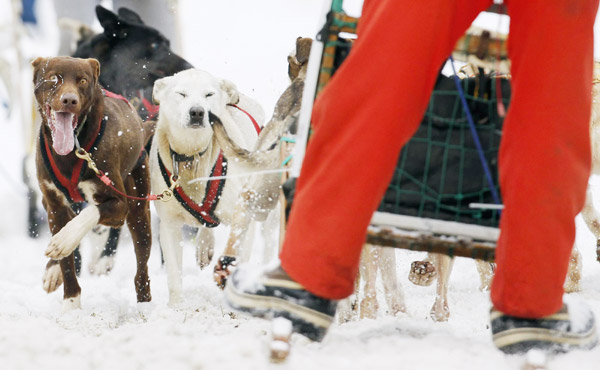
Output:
top-left (430, 253), bottom-right (453, 322)
top-left (88, 227), bottom-right (120, 275)
top-left (580, 186), bottom-right (600, 261)
top-left (378, 247), bottom-right (406, 316)
top-left (23, 155), bottom-right (43, 238)
top-left (124, 168), bottom-right (152, 303)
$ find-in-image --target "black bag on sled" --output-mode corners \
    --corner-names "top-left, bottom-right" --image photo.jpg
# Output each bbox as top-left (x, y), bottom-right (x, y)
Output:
top-left (377, 73), bottom-right (511, 228)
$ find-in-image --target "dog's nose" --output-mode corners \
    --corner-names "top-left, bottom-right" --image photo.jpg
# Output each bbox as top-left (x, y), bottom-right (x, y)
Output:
top-left (61, 93), bottom-right (79, 109)
top-left (189, 106), bottom-right (205, 124)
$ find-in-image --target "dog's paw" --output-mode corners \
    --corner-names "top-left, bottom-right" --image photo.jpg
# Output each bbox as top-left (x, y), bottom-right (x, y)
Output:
top-left (408, 261), bottom-right (437, 286)
top-left (62, 295), bottom-right (81, 312)
top-left (430, 300), bottom-right (450, 322)
top-left (336, 297), bottom-right (359, 324)
top-left (213, 255), bottom-right (237, 289)
top-left (359, 296), bottom-right (379, 320)
top-left (386, 295), bottom-right (407, 316)
top-left (46, 229), bottom-right (83, 259)
top-left (42, 261), bottom-right (63, 293)
top-left (196, 242), bottom-right (214, 270)
top-left (46, 206), bottom-right (99, 259)
top-left (88, 255), bottom-right (115, 275)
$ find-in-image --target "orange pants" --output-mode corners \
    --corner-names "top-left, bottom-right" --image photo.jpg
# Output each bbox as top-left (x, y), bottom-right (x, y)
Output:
top-left (280, 0), bottom-right (598, 318)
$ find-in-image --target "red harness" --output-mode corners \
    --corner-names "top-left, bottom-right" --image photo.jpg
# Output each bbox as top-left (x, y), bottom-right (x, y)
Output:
top-left (41, 115), bottom-right (106, 203)
top-left (158, 151), bottom-right (227, 227)
top-left (40, 90), bottom-right (133, 203)
top-left (142, 97), bottom-right (160, 120)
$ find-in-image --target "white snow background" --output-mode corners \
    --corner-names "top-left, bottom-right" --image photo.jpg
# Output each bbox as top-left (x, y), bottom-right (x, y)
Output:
top-left (1, 1), bottom-right (600, 369)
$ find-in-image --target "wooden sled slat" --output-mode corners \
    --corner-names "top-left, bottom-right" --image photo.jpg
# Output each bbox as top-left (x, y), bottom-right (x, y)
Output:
top-left (367, 227), bottom-right (496, 262)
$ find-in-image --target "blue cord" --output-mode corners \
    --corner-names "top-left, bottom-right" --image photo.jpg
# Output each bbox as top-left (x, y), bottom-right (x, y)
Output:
top-left (448, 57), bottom-right (502, 212)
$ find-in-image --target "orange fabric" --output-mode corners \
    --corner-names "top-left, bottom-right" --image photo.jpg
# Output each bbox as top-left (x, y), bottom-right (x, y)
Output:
top-left (280, 0), bottom-right (598, 318)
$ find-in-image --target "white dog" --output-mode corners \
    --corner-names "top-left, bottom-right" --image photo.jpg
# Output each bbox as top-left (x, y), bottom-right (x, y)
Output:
top-left (149, 68), bottom-right (264, 306)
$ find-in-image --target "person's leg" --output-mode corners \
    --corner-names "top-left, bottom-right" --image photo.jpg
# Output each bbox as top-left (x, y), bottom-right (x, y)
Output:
top-left (492, 0), bottom-right (598, 318)
top-left (225, 0), bottom-right (493, 341)
top-left (280, 0), bottom-right (492, 300)
top-left (490, 0), bottom-right (599, 354)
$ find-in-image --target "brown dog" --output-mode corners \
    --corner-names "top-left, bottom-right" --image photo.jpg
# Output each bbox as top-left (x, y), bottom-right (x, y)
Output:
top-left (32, 56), bottom-right (152, 310)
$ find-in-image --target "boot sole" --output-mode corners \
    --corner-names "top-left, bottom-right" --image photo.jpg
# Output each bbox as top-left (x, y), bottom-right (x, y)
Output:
top-left (493, 326), bottom-right (598, 354)
top-left (224, 279), bottom-right (333, 341)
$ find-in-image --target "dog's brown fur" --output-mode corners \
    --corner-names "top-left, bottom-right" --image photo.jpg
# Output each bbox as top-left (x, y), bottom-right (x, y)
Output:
top-left (33, 56), bottom-right (152, 308)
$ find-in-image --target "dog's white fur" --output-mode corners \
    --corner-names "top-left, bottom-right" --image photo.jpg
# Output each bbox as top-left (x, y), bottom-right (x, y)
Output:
top-left (45, 205), bottom-right (101, 259)
top-left (149, 68), bottom-right (264, 305)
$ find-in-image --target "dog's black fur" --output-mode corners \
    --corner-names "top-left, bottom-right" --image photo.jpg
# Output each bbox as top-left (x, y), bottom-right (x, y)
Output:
top-left (73, 6), bottom-right (192, 120)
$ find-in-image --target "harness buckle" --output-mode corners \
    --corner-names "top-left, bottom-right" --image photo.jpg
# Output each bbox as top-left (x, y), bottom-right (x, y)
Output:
top-left (75, 148), bottom-right (101, 175)
top-left (158, 189), bottom-right (174, 202)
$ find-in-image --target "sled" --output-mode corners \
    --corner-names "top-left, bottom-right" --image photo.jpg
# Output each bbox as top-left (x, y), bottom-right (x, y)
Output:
top-left (291, 0), bottom-right (512, 264)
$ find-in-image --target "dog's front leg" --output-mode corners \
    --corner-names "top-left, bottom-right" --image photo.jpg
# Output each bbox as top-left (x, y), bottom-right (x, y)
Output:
top-left (378, 247), bottom-right (406, 316)
top-left (430, 254), bottom-right (453, 322)
top-left (160, 220), bottom-right (184, 307)
top-left (45, 205), bottom-right (100, 260)
top-left (41, 195), bottom-right (82, 309)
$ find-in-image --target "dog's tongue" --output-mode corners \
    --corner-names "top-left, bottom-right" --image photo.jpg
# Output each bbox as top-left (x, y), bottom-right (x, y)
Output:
top-left (52, 112), bottom-right (75, 156)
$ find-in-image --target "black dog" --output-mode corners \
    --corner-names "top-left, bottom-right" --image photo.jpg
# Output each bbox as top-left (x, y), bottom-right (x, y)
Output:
top-left (74, 6), bottom-right (192, 121)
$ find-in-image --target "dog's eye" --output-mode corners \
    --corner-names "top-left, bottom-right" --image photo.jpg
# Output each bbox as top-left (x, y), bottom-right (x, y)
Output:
top-left (206, 92), bottom-right (214, 98)
top-left (80, 78), bottom-right (88, 85)
top-left (177, 92), bottom-right (186, 98)
top-left (150, 42), bottom-right (159, 51)
top-left (48, 75), bottom-right (59, 84)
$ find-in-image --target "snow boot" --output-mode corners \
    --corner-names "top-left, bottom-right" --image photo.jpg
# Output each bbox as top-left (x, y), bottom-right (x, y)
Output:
top-left (224, 264), bottom-right (337, 342)
top-left (491, 299), bottom-right (598, 354)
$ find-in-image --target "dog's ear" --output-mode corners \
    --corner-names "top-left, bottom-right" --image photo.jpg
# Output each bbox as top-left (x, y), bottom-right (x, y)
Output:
top-left (87, 58), bottom-right (100, 84)
top-left (117, 7), bottom-right (144, 25)
top-left (31, 57), bottom-right (47, 71)
top-left (31, 57), bottom-right (47, 83)
top-left (96, 6), bottom-right (128, 39)
top-left (152, 76), bottom-right (171, 105)
top-left (220, 79), bottom-right (240, 105)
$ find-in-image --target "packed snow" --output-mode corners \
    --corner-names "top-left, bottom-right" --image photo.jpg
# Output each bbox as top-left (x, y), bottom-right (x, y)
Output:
top-left (1, 1), bottom-right (600, 369)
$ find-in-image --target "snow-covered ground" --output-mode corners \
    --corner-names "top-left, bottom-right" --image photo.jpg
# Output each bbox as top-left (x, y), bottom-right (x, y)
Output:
top-left (1, 1), bottom-right (600, 369)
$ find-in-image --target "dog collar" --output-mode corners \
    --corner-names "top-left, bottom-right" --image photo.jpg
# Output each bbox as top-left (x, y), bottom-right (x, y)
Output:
top-left (170, 146), bottom-right (208, 163)
top-left (158, 150), bottom-right (227, 228)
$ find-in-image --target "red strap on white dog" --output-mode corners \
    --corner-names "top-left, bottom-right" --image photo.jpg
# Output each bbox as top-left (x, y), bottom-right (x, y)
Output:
top-left (228, 104), bottom-right (262, 134)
